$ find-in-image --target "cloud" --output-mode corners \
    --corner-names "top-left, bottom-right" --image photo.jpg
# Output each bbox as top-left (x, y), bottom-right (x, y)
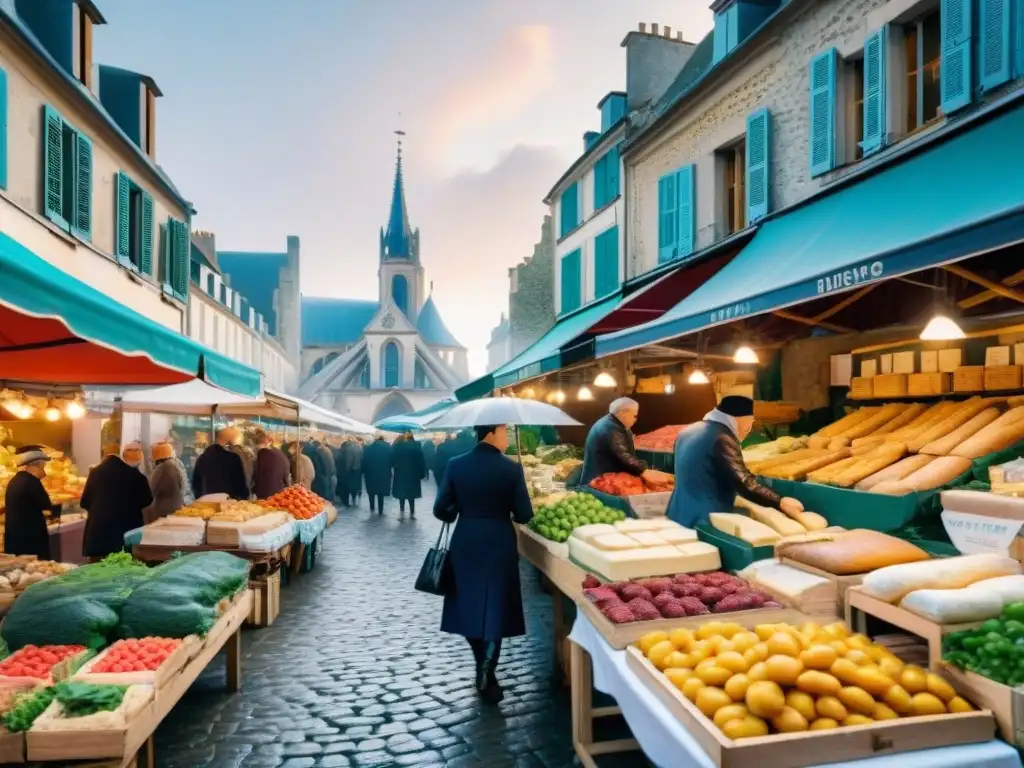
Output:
top-left (428, 25), bottom-right (554, 168)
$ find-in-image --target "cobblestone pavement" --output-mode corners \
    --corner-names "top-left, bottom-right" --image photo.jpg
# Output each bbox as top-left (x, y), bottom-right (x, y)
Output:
top-left (155, 482), bottom-right (635, 768)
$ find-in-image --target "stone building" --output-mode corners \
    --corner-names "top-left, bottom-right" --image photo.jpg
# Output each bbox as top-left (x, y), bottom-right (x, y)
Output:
top-left (486, 315), bottom-right (512, 371)
top-left (508, 215), bottom-right (557, 358)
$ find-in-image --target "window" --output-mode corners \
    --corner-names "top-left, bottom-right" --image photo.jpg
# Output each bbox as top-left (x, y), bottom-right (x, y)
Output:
top-left (657, 165), bottom-right (695, 263)
top-left (383, 341), bottom-right (401, 387)
top-left (114, 172), bottom-right (153, 274)
top-left (43, 106), bottom-right (92, 240)
top-left (904, 11), bottom-right (941, 132)
top-left (594, 226), bottom-right (620, 298)
top-left (721, 142), bottom-right (746, 236)
top-left (391, 274), bottom-right (409, 316)
top-left (559, 183), bottom-right (579, 238)
top-left (206, 273), bottom-right (215, 296)
top-left (414, 359), bottom-right (431, 389)
top-left (560, 249), bottom-right (582, 314)
top-left (189, 258), bottom-right (201, 285)
top-left (593, 145), bottom-right (620, 211)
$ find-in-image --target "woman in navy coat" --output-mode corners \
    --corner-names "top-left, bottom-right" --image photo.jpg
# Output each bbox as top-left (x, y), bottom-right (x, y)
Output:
top-left (362, 437), bottom-right (393, 514)
top-left (391, 433), bottom-right (426, 517)
top-left (434, 424), bottom-right (533, 704)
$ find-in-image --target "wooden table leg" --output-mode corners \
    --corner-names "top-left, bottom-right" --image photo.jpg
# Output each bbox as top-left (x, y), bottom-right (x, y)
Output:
top-left (144, 735), bottom-right (155, 768)
top-left (226, 627), bottom-right (241, 693)
top-left (570, 640), bottom-right (594, 755)
top-left (552, 581), bottom-right (564, 673)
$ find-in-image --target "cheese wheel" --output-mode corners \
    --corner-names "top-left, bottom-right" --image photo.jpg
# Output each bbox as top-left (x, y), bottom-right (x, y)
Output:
top-left (896, 455), bottom-right (972, 491)
top-left (919, 408), bottom-right (1001, 456)
top-left (952, 407), bottom-right (1024, 459)
top-left (906, 398), bottom-right (996, 453)
top-left (855, 454), bottom-right (935, 490)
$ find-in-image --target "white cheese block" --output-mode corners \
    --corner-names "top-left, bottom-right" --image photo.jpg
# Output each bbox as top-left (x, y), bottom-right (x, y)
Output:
top-left (591, 533), bottom-right (641, 551)
top-left (740, 561), bottom-right (830, 598)
top-left (674, 542), bottom-right (722, 572)
top-left (568, 538), bottom-right (708, 581)
top-left (656, 527), bottom-right (699, 545)
top-left (626, 531), bottom-right (670, 547)
top-left (709, 513), bottom-right (781, 546)
top-left (570, 523), bottom-right (618, 545)
top-left (614, 519), bottom-right (677, 533)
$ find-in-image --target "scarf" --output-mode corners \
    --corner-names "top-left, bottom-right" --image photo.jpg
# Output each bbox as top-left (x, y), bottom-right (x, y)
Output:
top-left (703, 409), bottom-right (739, 437)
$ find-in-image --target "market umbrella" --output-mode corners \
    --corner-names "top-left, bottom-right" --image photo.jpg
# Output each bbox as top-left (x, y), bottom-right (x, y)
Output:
top-left (375, 397), bottom-right (458, 433)
top-left (424, 397), bottom-right (581, 429)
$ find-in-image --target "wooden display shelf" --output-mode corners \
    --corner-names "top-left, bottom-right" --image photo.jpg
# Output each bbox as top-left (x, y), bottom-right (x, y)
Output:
top-left (25, 591), bottom-right (252, 766)
top-left (845, 586), bottom-right (983, 667)
top-left (779, 558), bottom-right (864, 614)
top-left (132, 542), bottom-right (291, 577)
top-left (569, 639), bottom-right (638, 768)
top-left (939, 664), bottom-right (1023, 747)
top-left (625, 645), bottom-right (996, 768)
top-left (845, 388), bottom-right (1024, 405)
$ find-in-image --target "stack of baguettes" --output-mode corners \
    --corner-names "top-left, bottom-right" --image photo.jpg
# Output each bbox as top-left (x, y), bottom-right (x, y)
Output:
top-left (757, 398), bottom-right (1024, 494)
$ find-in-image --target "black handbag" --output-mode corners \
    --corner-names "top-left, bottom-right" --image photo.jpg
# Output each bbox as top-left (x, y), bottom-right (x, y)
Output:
top-left (415, 523), bottom-right (452, 595)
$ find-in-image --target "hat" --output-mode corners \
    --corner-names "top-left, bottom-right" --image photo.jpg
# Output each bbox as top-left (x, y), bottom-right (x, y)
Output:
top-left (151, 442), bottom-right (175, 461)
top-left (717, 395), bottom-right (755, 418)
top-left (15, 445), bottom-right (48, 467)
top-left (217, 427), bottom-right (242, 446)
top-left (122, 442), bottom-right (143, 464)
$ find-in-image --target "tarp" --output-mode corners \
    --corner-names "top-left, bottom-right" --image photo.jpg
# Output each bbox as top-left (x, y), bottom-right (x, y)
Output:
top-left (0, 231), bottom-right (262, 396)
top-left (119, 380), bottom-right (263, 416)
top-left (596, 100), bottom-right (1024, 357)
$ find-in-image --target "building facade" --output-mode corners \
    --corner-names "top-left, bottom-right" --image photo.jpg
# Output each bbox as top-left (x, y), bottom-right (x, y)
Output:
top-left (487, 314), bottom-right (512, 371)
top-left (626, 0), bottom-right (1024, 280)
top-left (508, 214), bottom-right (557, 358)
top-left (0, 0), bottom-right (193, 336)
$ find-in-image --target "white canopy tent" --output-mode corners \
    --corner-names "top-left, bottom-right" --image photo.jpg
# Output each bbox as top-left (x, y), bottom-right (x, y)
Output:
top-left (118, 379), bottom-right (264, 415)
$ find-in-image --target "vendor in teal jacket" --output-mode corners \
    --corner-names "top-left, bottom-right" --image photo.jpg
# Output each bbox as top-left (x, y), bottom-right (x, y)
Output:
top-left (666, 395), bottom-right (804, 528)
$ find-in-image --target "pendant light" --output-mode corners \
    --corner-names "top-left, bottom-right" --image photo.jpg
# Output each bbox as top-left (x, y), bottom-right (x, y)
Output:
top-left (920, 271), bottom-right (965, 341)
top-left (553, 389), bottom-right (566, 405)
top-left (44, 401), bottom-right (62, 422)
top-left (733, 345), bottom-right (760, 364)
top-left (663, 382), bottom-right (676, 394)
top-left (593, 371), bottom-right (617, 388)
top-left (521, 387), bottom-right (536, 400)
top-left (64, 400), bottom-right (86, 420)
top-left (687, 368), bottom-right (711, 385)
top-left (577, 385), bottom-right (594, 401)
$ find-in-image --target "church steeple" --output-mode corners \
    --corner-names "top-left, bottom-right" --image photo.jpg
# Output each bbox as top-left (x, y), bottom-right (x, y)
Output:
top-left (380, 132), bottom-right (417, 262)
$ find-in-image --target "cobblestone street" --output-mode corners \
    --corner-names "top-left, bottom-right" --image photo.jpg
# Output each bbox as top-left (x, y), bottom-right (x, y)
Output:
top-left (155, 481), bottom-right (593, 768)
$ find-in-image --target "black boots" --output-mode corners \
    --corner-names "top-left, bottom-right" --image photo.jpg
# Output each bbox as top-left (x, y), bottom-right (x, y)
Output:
top-left (468, 639), bottom-right (503, 704)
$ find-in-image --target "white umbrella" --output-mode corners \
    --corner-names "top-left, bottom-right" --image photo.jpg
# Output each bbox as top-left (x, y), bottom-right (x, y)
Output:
top-left (424, 397), bottom-right (581, 429)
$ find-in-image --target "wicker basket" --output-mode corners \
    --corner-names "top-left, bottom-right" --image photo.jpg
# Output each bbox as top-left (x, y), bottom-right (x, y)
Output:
top-left (908, 372), bottom-right (951, 396)
top-left (953, 366), bottom-right (985, 392)
top-left (872, 373), bottom-right (909, 398)
top-left (985, 364), bottom-right (1023, 391)
top-left (850, 377), bottom-right (874, 399)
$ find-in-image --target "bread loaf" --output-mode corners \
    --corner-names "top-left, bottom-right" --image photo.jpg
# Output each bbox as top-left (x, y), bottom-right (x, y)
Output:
top-left (861, 554), bottom-right (1022, 602)
top-left (790, 510), bottom-right (828, 531)
top-left (919, 407), bottom-right (1001, 455)
top-left (748, 448), bottom-right (826, 474)
top-left (869, 480), bottom-right (914, 495)
top-left (814, 408), bottom-right (879, 440)
top-left (965, 575), bottom-right (1024, 605)
top-left (806, 456), bottom-right (863, 484)
top-left (761, 449), bottom-right (852, 481)
top-left (851, 436), bottom-right (887, 454)
top-left (894, 455), bottom-right (973, 491)
top-left (827, 436), bottom-right (851, 451)
top-left (900, 588), bottom-right (1005, 623)
top-left (778, 529), bottom-right (929, 575)
top-left (906, 397), bottom-right (995, 453)
top-left (807, 435), bottom-right (831, 450)
top-left (842, 403), bottom-right (910, 440)
top-left (856, 454), bottom-right (935, 490)
top-left (886, 402), bottom-right (956, 443)
top-left (829, 444), bottom-right (908, 488)
top-left (856, 403), bottom-right (928, 441)
top-left (952, 407), bottom-right (1024, 459)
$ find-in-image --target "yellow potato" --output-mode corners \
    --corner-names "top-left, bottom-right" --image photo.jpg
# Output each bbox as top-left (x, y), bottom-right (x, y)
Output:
top-left (815, 696), bottom-right (848, 721)
top-left (795, 670), bottom-right (842, 697)
top-left (846, 634), bottom-right (871, 650)
top-left (698, 622), bottom-right (727, 640)
top-left (926, 673), bottom-right (957, 702)
top-left (725, 674), bottom-right (751, 702)
top-left (829, 640), bottom-right (849, 656)
top-left (682, 677), bottom-right (705, 702)
top-left (754, 624), bottom-right (780, 641)
top-left (800, 645), bottom-right (839, 670)
top-left (901, 666), bottom-right (928, 694)
top-left (639, 631), bottom-right (670, 655)
top-left (865, 645), bottom-right (889, 662)
top-left (948, 696), bottom-right (974, 713)
top-left (767, 632), bottom-right (802, 658)
top-left (716, 640), bottom-right (737, 655)
top-left (696, 664), bottom-right (734, 688)
top-left (745, 680), bottom-right (786, 719)
top-left (669, 628), bottom-right (695, 651)
top-left (838, 686), bottom-right (877, 716)
top-left (765, 655), bottom-right (804, 686)
top-left (829, 658), bottom-right (861, 685)
top-left (722, 715), bottom-right (770, 739)
top-left (823, 622), bottom-right (849, 639)
top-left (844, 649), bottom-right (872, 666)
top-left (747, 662), bottom-right (769, 682)
top-left (688, 648), bottom-right (710, 666)
top-left (719, 623), bottom-right (744, 639)
top-left (716, 651), bottom-right (749, 674)
top-left (877, 656), bottom-right (905, 680)
top-left (873, 703), bottom-right (899, 720)
top-left (843, 714), bottom-right (874, 727)
top-left (696, 686), bottom-right (733, 718)
top-left (785, 690), bottom-right (817, 722)
top-left (663, 668), bottom-right (694, 690)
top-left (691, 640), bottom-right (713, 657)
top-left (853, 667), bottom-right (896, 697)
top-left (883, 685), bottom-right (913, 715)
top-left (911, 692), bottom-right (947, 716)
top-left (648, 640), bottom-right (678, 669)
top-left (663, 651), bottom-right (692, 670)
top-left (809, 717), bottom-right (838, 731)
top-left (713, 703), bottom-right (750, 729)
top-left (750, 642), bottom-right (770, 662)
top-left (799, 622), bottom-right (825, 639)
top-left (731, 632), bottom-right (759, 654)
top-left (772, 706), bottom-right (809, 733)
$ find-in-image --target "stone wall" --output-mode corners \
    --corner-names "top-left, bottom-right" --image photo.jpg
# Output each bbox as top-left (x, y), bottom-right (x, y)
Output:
top-left (278, 235), bottom-right (303, 368)
top-left (509, 215), bottom-right (556, 357)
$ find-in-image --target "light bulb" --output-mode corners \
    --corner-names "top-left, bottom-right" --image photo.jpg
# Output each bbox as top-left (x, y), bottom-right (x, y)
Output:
top-left (521, 387), bottom-right (536, 399)
top-left (577, 386), bottom-right (594, 401)
top-left (593, 371), bottom-right (617, 388)
top-left (64, 400), bottom-right (86, 419)
top-left (688, 369), bottom-right (711, 385)
top-left (664, 382), bottom-right (676, 394)
top-left (734, 345), bottom-right (760, 364)
top-left (920, 314), bottom-right (965, 341)
top-left (1, 399), bottom-right (20, 417)
top-left (15, 403), bottom-right (34, 419)
top-left (554, 390), bottom-right (566, 404)
top-left (44, 405), bottom-right (61, 422)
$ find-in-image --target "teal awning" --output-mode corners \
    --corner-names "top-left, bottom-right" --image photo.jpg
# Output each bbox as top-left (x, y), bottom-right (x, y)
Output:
top-left (0, 230), bottom-right (262, 397)
top-left (597, 100), bottom-right (1024, 357)
top-left (457, 294), bottom-right (621, 400)
top-left (375, 397), bottom-right (457, 432)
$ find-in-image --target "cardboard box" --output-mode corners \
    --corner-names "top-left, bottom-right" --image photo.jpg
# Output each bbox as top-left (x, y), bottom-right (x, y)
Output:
top-left (986, 345), bottom-right (1012, 367)
top-left (939, 348), bottom-right (963, 372)
top-left (940, 489), bottom-right (1024, 562)
top-left (921, 350), bottom-right (939, 373)
top-left (893, 351), bottom-right (916, 374)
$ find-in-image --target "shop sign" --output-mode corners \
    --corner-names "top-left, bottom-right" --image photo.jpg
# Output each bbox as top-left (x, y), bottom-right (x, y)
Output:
top-left (940, 509), bottom-right (1022, 556)
top-left (816, 260), bottom-right (884, 295)
top-left (708, 301), bottom-right (752, 324)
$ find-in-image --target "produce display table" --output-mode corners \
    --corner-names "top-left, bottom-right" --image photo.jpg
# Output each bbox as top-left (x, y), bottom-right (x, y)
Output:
top-left (47, 518), bottom-right (87, 564)
top-left (568, 612), bottom-right (1023, 768)
top-left (131, 542), bottom-right (291, 578)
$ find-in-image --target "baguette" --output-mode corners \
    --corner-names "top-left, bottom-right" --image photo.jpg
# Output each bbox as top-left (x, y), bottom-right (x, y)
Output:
top-left (827, 436), bottom-right (851, 451)
top-left (919, 407), bottom-right (1001, 455)
top-left (748, 448), bottom-right (828, 474)
top-left (841, 403), bottom-right (910, 440)
top-left (806, 456), bottom-right (863, 484)
top-left (951, 407), bottom-right (1024, 459)
top-left (897, 455), bottom-right (973, 491)
top-left (829, 444), bottom-right (908, 488)
top-left (851, 436), bottom-right (887, 454)
top-left (869, 480), bottom-right (914, 495)
top-left (906, 397), bottom-right (996, 453)
top-left (885, 402), bottom-right (956, 443)
top-left (814, 408), bottom-right (879, 440)
top-left (762, 449), bottom-right (852, 481)
top-left (856, 454), bottom-right (935, 490)
top-left (860, 403), bottom-right (928, 439)
top-left (807, 435), bottom-right (831, 450)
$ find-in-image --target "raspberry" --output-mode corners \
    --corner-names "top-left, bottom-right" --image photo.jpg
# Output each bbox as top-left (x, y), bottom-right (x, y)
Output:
top-left (660, 600), bottom-right (689, 618)
top-left (638, 578), bottom-right (673, 596)
top-left (596, 597), bottom-right (625, 611)
top-left (677, 596), bottom-right (709, 615)
top-left (584, 586), bottom-right (619, 603)
top-left (582, 574), bottom-right (602, 589)
top-left (700, 587), bottom-right (725, 605)
top-left (620, 584), bottom-right (653, 602)
top-left (627, 598), bottom-right (660, 621)
top-left (672, 573), bottom-right (696, 584)
top-left (602, 605), bottom-right (636, 624)
top-left (671, 582), bottom-right (703, 598)
top-left (652, 592), bottom-right (676, 608)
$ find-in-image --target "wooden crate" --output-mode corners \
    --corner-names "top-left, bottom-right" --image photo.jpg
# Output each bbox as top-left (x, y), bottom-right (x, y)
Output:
top-left (0, 728), bottom-right (22, 765)
top-left (985, 365), bottom-right (1023, 391)
top-left (872, 374), bottom-right (909, 398)
top-left (849, 378), bottom-right (874, 400)
top-left (73, 637), bottom-right (190, 689)
top-left (954, 366), bottom-right (986, 393)
top-left (246, 570), bottom-right (281, 628)
top-left (908, 372), bottom-right (951, 397)
top-left (576, 597), bottom-right (806, 650)
top-left (845, 586), bottom-right (983, 667)
top-left (939, 664), bottom-right (1023, 746)
top-left (779, 558), bottom-right (863, 614)
top-left (625, 646), bottom-right (996, 768)
top-left (516, 526), bottom-right (584, 598)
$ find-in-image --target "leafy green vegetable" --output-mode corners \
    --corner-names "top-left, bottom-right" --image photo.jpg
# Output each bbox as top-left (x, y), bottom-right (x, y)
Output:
top-left (52, 682), bottom-right (128, 717)
top-left (3, 688), bottom-right (55, 732)
top-left (943, 603), bottom-right (1024, 685)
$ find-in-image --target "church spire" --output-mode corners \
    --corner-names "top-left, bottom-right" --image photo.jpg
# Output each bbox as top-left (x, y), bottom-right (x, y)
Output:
top-left (381, 131), bottom-right (414, 260)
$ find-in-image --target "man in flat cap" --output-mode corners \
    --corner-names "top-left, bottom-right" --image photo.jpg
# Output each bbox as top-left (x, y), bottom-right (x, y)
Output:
top-left (3, 445), bottom-right (59, 558)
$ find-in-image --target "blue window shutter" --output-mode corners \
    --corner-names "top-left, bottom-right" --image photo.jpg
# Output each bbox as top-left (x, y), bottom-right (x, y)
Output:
top-left (43, 106), bottom-right (65, 227)
top-left (560, 249), bottom-right (581, 313)
top-left (861, 28), bottom-right (887, 155)
top-left (979, 0), bottom-right (1012, 90)
top-left (0, 68), bottom-right (7, 190)
top-left (162, 223), bottom-right (174, 292)
top-left (594, 226), bottom-right (619, 298)
top-left (73, 132), bottom-right (92, 240)
top-left (139, 192), bottom-right (153, 275)
top-left (745, 108), bottom-right (771, 223)
top-left (115, 172), bottom-right (131, 262)
top-left (1016, 0), bottom-right (1024, 77)
top-left (809, 48), bottom-right (837, 176)
top-left (593, 154), bottom-right (607, 210)
top-left (657, 172), bottom-right (678, 263)
top-left (676, 165), bottom-right (695, 259)
top-left (607, 145), bottom-right (620, 200)
top-left (941, 0), bottom-right (974, 113)
top-left (559, 184), bottom-right (578, 238)
top-left (173, 219), bottom-right (189, 297)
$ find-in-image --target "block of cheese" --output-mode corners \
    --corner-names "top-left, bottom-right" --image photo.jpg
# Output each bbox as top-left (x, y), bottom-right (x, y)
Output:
top-left (855, 454), bottom-right (935, 490)
top-left (861, 554), bottom-right (1022, 603)
top-left (776, 529), bottom-right (929, 576)
top-left (951, 407), bottom-right (1024, 459)
top-left (919, 407), bottom-right (1001, 455)
top-left (674, 541), bottom-right (722, 572)
top-left (656, 526), bottom-right (698, 545)
top-left (739, 560), bottom-right (834, 608)
top-left (790, 510), bottom-right (828, 531)
top-left (591, 533), bottom-right (639, 551)
top-left (614, 519), bottom-right (676, 533)
top-left (734, 499), bottom-right (806, 536)
top-left (626, 531), bottom-right (671, 547)
top-left (709, 513), bottom-right (780, 546)
top-left (567, 537), bottom-right (709, 581)
top-left (571, 523), bottom-right (618, 545)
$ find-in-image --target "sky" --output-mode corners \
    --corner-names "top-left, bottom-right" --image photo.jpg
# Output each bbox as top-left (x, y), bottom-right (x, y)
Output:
top-left (97, 0), bottom-right (713, 377)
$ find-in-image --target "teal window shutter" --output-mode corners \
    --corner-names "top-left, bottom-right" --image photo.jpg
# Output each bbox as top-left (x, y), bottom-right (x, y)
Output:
top-left (559, 183), bottom-right (579, 237)
top-left (593, 154), bottom-right (607, 210)
top-left (594, 226), bottom-right (619, 298)
top-left (139, 192), bottom-right (153, 275)
top-left (43, 106), bottom-right (65, 227)
top-left (809, 48), bottom-right (837, 176)
top-left (161, 223), bottom-right (173, 291)
top-left (560, 249), bottom-right (582, 313)
top-left (676, 165), bottom-right (695, 259)
top-left (861, 28), bottom-right (887, 155)
top-left (979, 0), bottom-right (1011, 90)
top-left (745, 108), bottom-right (771, 223)
top-left (173, 218), bottom-right (189, 298)
top-left (0, 68), bottom-right (7, 190)
top-left (115, 172), bottom-right (131, 263)
top-left (1017, 0), bottom-right (1024, 77)
top-left (72, 133), bottom-right (92, 240)
top-left (657, 172), bottom-right (678, 263)
top-left (941, 0), bottom-right (974, 113)
top-left (606, 145), bottom-right (620, 202)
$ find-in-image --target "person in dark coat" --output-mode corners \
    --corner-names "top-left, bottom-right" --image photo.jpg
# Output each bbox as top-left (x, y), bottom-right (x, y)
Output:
top-left (344, 439), bottom-right (364, 505)
top-left (579, 397), bottom-right (670, 486)
top-left (666, 395), bottom-right (805, 528)
top-left (82, 443), bottom-right (152, 560)
top-left (192, 429), bottom-right (249, 500)
top-left (421, 439), bottom-right (436, 481)
top-left (3, 446), bottom-right (58, 559)
top-left (316, 440), bottom-right (337, 500)
top-left (144, 442), bottom-right (186, 524)
top-left (362, 436), bottom-right (393, 514)
top-left (251, 430), bottom-right (291, 500)
top-left (391, 433), bottom-right (426, 517)
top-left (305, 440), bottom-right (333, 500)
top-left (434, 424), bottom-right (533, 704)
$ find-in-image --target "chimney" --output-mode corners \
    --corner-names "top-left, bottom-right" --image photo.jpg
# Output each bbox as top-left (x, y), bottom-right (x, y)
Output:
top-left (651, 23), bottom-right (659, 36)
top-left (621, 23), bottom-right (697, 112)
top-left (664, 25), bottom-right (672, 37)
top-left (191, 230), bottom-right (218, 270)
top-left (638, 22), bottom-right (647, 33)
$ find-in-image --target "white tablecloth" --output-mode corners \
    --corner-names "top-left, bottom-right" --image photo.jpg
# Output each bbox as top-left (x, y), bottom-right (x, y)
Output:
top-left (569, 613), bottom-right (1023, 768)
